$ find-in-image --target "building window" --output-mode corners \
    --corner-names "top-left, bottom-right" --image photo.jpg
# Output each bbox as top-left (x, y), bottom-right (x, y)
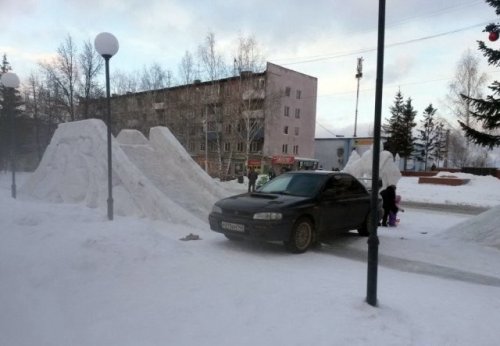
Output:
top-left (295, 108), bottom-right (301, 118)
top-left (189, 142), bottom-right (195, 152)
top-left (293, 145), bottom-right (299, 155)
top-left (200, 142), bottom-right (205, 151)
top-left (284, 106), bottom-right (290, 117)
top-left (284, 126), bottom-right (289, 134)
top-left (282, 144), bottom-right (288, 154)
top-left (237, 142), bottom-right (244, 152)
top-left (285, 87), bottom-right (291, 97)
top-left (225, 124), bottom-right (232, 134)
top-left (209, 141), bottom-right (217, 152)
top-left (294, 127), bottom-right (299, 136)
top-left (224, 142), bottom-right (231, 152)
top-left (296, 90), bottom-right (302, 99)
top-left (250, 141), bottom-right (261, 152)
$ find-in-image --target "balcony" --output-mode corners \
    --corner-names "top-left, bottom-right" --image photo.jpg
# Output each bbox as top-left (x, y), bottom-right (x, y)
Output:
top-left (242, 109), bottom-right (264, 119)
top-left (242, 89), bottom-right (265, 100)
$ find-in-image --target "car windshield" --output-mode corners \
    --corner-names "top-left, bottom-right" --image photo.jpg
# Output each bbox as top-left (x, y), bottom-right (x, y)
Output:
top-left (258, 173), bottom-right (325, 197)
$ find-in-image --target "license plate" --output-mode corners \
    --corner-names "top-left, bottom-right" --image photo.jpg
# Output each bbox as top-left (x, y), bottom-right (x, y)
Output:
top-left (221, 221), bottom-right (245, 232)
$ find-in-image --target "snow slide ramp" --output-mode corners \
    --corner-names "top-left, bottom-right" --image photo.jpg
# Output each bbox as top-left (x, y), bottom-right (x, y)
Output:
top-left (116, 126), bottom-right (227, 219)
top-left (19, 119), bottom-right (223, 226)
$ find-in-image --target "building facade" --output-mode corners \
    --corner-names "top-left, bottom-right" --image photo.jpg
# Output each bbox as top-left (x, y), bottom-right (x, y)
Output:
top-left (315, 137), bottom-right (387, 171)
top-left (86, 62), bottom-right (317, 178)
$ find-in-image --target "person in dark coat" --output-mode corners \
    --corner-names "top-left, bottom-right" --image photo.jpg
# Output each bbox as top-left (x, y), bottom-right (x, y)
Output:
top-left (248, 168), bottom-right (258, 192)
top-left (268, 170), bottom-right (276, 180)
top-left (380, 184), bottom-right (398, 226)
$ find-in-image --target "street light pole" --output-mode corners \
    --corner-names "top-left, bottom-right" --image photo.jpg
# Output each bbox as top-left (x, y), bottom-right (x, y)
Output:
top-left (1, 72), bottom-right (21, 199)
top-left (366, 0), bottom-right (386, 307)
top-left (95, 32), bottom-right (119, 221)
top-left (205, 106), bottom-right (208, 173)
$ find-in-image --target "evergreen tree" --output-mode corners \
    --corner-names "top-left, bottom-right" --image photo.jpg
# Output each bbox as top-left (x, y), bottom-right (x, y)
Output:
top-left (1, 54), bottom-right (13, 170)
top-left (433, 122), bottom-right (448, 168)
top-left (400, 98), bottom-right (417, 170)
top-left (383, 90), bottom-right (417, 170)
top-left (0, 55), bottom-right (23, 171)
top-left (418, 104), bottom-right (439, 170)
top-left (459, 0), bottom-right (500, 149)
top-left (383, 90), bottom-right (405, 155)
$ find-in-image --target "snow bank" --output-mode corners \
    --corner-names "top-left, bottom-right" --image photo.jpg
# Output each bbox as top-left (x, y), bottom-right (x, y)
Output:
top-left (439, 205), bottom-right (500, 249)
top-left (19, 119), bottom-right (225, 227)
top-left (397, 172), bottom-right (500, 208)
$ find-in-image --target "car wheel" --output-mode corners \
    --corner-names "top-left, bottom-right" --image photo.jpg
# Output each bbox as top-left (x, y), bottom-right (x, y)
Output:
top-left (225, 234), bottom-right (243, 241)
top-left (285, 217), bottom-right (314, 254)
top-left (358, 211), bottom-right (373, 236)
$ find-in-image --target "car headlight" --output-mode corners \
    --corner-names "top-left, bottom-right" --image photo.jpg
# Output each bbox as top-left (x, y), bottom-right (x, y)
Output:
top-left (253, 212), bottom-right (282, 220)
top-left (211, 205), bottom-right (222, 213)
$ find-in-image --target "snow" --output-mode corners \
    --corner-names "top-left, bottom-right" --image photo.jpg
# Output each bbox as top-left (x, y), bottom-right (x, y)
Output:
top-left (343, 148), bottom-right (402, 190)
top-left (1, 119), bottom-right (500, 346)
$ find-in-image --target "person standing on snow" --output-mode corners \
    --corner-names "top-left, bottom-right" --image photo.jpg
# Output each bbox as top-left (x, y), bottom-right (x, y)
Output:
top-left (247, 168), bottom-right (258, 192)
top-left (380, 184), bottom-right (398, 226)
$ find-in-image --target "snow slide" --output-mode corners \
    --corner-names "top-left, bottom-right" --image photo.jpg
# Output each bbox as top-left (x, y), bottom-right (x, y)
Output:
top-left (19, 119), bottom-right (226, 226)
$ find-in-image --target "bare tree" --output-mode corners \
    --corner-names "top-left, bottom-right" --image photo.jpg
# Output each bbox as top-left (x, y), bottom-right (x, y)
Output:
top-left (448, 50), bottom-right (487, 138)
top-left (26, 73), bottom-right (44, 161)
top-left (111, 69), bottom-right (139, 95)
top-left (446, 126), bottom-right (491, 168)
top-left (39, 35), bottom-right (79, 122)
top-left (79, 39), bottom-right (103, 119)
top-left (232, 36), bottom-right (274, 175)
top-left (198, 32), bottom-right (227, 81)
top-left (197, 32), bottom-right (228, 176)
top-left (233, 34), bottom-right (265, 74)
top-left (139, 63), bottom-right (172, 91)
top-left (178, 51), bottom-right (196, 85)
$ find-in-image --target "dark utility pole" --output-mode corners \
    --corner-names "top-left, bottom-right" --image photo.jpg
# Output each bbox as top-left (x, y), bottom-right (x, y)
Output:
top-left (104, 55), bottom-right (114, 220)
top-left (366, 0), bottom-right (386, 307)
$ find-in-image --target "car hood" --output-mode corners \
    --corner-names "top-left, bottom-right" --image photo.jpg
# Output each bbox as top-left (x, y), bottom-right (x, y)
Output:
top-left (216, 192), bottom-right (310, 212)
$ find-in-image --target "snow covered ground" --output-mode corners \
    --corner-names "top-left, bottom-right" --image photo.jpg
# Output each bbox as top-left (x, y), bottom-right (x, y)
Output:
top-left (1, 120), bottom-right (500, 345)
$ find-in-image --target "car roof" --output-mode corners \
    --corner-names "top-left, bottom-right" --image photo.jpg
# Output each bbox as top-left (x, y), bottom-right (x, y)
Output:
top-left (283, 170), bottom-right (347, 176)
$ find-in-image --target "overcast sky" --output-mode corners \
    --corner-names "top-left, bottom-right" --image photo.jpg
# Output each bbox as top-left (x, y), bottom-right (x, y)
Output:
top-left (1, 0), bottom-right (497, 136)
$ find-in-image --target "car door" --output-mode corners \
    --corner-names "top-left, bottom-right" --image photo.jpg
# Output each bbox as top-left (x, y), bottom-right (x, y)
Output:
top-left (338, 174), bottom-right (371, 228)
top-left (317, 175), bottom-right (351, 233)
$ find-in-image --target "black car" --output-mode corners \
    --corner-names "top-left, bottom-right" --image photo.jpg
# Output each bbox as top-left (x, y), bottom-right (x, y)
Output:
top-left (209, 171), bottom-right (380, 253)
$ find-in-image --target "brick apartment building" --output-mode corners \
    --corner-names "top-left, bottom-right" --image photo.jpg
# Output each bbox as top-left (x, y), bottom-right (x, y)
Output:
top-left (85, 62), bottom-right (318, 178)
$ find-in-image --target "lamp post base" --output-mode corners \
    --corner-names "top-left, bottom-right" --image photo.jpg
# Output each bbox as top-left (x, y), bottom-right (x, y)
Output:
top-left (107, 198), bottom-right (114, 220)
top-left (366, 233), bottom-right (380, 306)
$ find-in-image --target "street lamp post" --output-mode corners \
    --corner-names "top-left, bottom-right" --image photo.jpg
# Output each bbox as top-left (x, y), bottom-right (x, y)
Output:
top-left (366, 0), bottom-right (386, 307)
top-left (1, 72), bottom-right (21, 199)
top-left (95, 32), bottom-right (119, 221)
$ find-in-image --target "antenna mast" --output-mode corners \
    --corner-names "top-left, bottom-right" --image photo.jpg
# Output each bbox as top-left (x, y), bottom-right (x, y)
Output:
top-left (354, 57), bottom-right (363, 137)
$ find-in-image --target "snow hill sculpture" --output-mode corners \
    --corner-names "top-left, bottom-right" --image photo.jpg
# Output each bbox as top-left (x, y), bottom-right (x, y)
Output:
top-left (20, 119), bottom-right (227, 225)
top-left (342, 148), bottom-right (402, 191)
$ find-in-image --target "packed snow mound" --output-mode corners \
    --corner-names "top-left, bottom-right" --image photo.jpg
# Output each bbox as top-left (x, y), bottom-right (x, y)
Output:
top-left (117, 127), bottom-right (227, 217)
top-left (342, 148), bottom-right (401, 190)
top-left (439, 205), bottom-right (500, 249)
top-left (19, 119), bottom-right (226, 226)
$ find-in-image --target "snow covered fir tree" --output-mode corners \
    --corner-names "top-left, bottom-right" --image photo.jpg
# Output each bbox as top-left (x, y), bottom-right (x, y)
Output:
top-left (460, 0), bottom-right (500, 149)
